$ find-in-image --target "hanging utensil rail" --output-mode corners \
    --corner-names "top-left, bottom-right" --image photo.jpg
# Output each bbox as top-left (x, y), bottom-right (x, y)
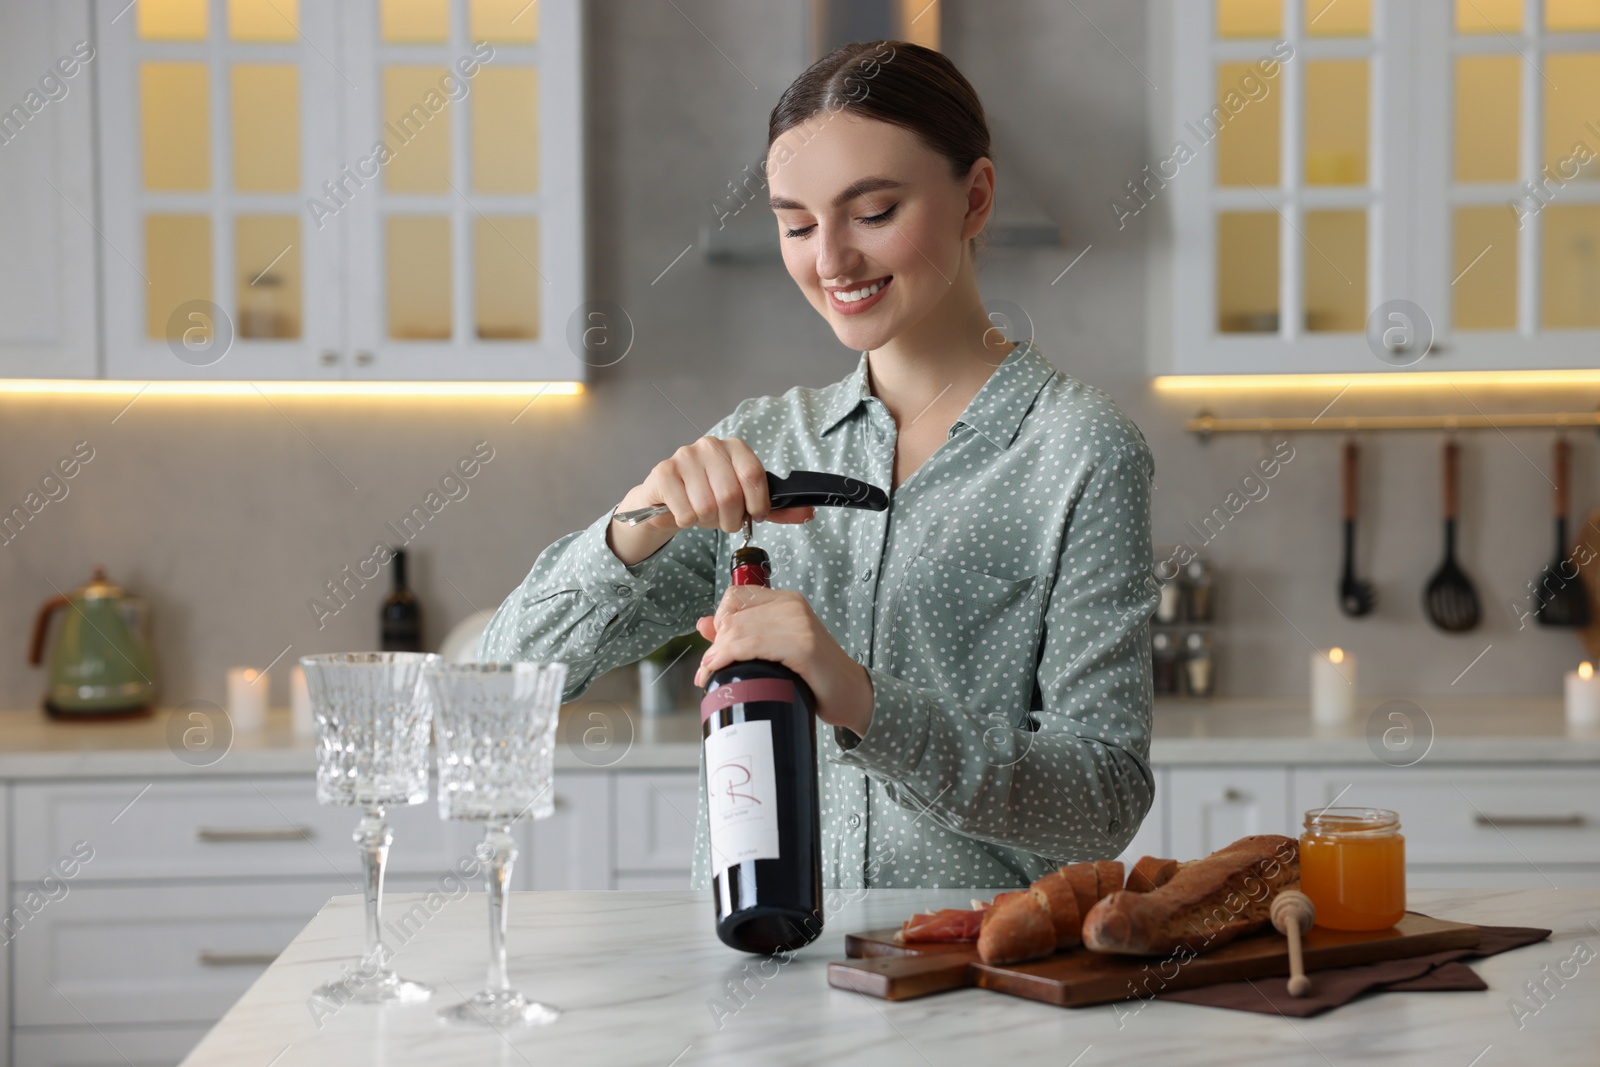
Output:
top-left (1187, 410), bottom-right (1600, 439)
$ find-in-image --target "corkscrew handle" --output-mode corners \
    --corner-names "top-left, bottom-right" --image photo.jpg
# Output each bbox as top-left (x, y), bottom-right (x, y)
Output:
top-left (612, 470), bottom-right (889, 527)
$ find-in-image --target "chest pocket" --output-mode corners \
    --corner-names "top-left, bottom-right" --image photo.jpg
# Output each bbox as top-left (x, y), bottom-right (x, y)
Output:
top-left (892, 546), bottom-right (1046, 714)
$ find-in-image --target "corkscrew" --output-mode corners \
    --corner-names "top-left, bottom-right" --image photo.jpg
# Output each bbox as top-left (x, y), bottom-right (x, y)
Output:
top-left (612, 469), bottom-right (889, 547)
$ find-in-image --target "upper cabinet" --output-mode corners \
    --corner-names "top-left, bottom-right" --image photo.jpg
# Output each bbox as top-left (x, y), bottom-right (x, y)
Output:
top-left (0, 2), bottom-right (99, 379)
top-left (92, 0), bottom-right (583, 381)
top-left (1156, 0), bottom-right (1600, 376)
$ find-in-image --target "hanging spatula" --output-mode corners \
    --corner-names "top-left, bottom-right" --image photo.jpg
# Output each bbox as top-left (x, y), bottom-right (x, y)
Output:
top-left (1535, 438), bottom-right (1590, 628)
top-left (1339, 440), bottom-right (1375, 617)
top-left (1424, 439), bottom-right (1481, 633)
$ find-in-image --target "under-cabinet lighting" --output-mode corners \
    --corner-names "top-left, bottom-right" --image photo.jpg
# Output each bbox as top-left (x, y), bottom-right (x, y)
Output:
top-left (1152, 371), bottom-right (1600, 392)
top-left (0, 380), bottom-right (585, 399)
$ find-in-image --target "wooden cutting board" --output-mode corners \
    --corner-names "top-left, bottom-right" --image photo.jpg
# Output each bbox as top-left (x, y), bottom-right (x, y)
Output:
top-left (828, 912), bottom-right (1480, 1007)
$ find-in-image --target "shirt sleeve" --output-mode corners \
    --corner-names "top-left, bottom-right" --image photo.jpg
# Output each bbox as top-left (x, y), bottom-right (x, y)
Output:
top-left (477, 411), bottom-right (741, 702)
top-left (830, 436), bottom-right (1158, 862)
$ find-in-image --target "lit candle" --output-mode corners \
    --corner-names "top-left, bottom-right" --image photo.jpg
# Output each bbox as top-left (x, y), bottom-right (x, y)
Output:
top-left (226, 667), bottom-right (268, 734)
top-left (1311, 647), bottom-right (1357, 726)
top-left (1566, 661), bottom-right (1600, 728)
top-left (289, 664), bottom-right (314, 738)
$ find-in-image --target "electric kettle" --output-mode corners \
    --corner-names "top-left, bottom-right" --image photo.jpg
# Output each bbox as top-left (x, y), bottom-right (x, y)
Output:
top-left (28, 566), bottom-right (157, 719)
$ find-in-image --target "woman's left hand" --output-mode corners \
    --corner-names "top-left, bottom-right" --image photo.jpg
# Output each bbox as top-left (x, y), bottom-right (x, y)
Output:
top-left (694, 585), bottom-right (874, 738)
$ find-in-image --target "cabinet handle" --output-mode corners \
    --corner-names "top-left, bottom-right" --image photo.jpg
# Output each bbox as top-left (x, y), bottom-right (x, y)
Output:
top-left (197, 826), bottom-right (315, 843)
top-left (319, 350), bottom-right (339, 366)
top-left (355, 350), bottom-right (374, 366)
top-left (1474, 814), bottom-right (1586, 829)
top-left (1222, 788), bottom-right (1249, 802)
top-left (198, 951), bottom-right (280, 967)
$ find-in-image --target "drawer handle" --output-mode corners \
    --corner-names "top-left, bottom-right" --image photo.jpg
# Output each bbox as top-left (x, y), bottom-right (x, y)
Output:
top-left (197, 826), bottom-right (315, 843)
top-left (1222, 788), bottom-right (1249, 803)
top-left (198, 951), bottom-right (280, 967)
top-left (1474, 814), bottom-right (1587, 829)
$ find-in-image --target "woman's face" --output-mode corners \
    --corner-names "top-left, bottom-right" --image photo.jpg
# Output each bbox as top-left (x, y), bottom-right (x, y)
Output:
top-left (767, 114), bottom-right (987, 352)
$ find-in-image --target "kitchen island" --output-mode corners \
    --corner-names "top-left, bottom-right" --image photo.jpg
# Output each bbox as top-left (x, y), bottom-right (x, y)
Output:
top-left (182, 887), bottom-right (1598, 1066)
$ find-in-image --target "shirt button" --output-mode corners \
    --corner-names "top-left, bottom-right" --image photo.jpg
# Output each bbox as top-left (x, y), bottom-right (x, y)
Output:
top-left (858, 567), bottom-right (873, 582)
top-left (847, 814), bottom-right (861, 829)
top-left (854, 651), bottom-right (868, 665)
top-left (614, 584), bottom-right (632, 597)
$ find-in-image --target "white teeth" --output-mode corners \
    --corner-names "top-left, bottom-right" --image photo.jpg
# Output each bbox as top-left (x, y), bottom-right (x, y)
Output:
top-left (836, 281), bottom-right (884, 303)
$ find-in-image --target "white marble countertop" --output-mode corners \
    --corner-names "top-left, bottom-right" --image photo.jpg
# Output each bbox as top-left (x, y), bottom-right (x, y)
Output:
top-left (182, 887), bottom-right (1599, 1066)
top-left (0, 696), bottom-right (1593, 779)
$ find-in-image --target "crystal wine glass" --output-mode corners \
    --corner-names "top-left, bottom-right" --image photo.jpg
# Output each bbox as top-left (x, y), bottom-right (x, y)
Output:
top-left (302, 651), bottom-right (440, 1004)
top-left (427, 661), bottom-right (567, 1027)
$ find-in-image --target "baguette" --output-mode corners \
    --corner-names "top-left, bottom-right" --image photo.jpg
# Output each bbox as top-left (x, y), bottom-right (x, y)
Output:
top-left (1031, 870), bottom-right (1083, 950)
top-left (1061, 862), bottom-right (1099, 920)
top-left (977, 886), bottom-right (1057, 965)
top-left (1126, 855), bottom-right (1179, 893)
top-left (1081, 835), bottom-right (1300, 956)
top-left (1093, 859), bottom-right (1125, 901)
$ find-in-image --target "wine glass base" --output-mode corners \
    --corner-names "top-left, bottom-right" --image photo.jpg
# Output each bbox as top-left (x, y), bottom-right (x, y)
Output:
top-left (315, 969), bottom-right (433, 1005)
top-left (440, 990), bottom-right (560, 1027)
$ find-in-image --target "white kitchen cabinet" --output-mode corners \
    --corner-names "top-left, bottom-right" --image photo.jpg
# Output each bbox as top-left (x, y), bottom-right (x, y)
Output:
top-left (614, 771), bottom-right (699, 877)
top-left (0, 785), bottom-right (9, 1067)
top-left (0, 0), bottom-right (98, 378)
top-left (1293, 765), bottom-right (1600, 883)
top-left (11, 880), bottom-right (338, 1026)
top-left (90, 0), bottom-right (585, 383)
top-left (1154, 0), bottom-right (1600, 376)
top-left (11, 779), bottom-right (481, 882)
top-left (11, 1026), bottom-right (209, 1067)
top-left (528, 770), bottom-right (611, 890)
top-left (1165, 767), bottom-right (1291, 860)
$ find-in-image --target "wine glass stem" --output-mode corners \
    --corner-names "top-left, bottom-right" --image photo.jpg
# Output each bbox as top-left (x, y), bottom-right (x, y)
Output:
top-left (483, 823), bottom-right (517, 994)
top-left (356, 806), bottom-right (391, 970)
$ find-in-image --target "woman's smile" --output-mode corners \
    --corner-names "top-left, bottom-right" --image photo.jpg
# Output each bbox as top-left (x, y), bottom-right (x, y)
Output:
top-left (826, 275), bottom-right (893, 315)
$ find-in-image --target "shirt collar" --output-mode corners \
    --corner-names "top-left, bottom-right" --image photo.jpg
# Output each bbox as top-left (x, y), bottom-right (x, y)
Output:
top-left (818, 340), bottom-right (1056, 451)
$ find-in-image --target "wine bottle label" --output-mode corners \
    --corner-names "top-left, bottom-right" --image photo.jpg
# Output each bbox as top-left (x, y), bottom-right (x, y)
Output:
top-left (703, 719), bottom-right (781, 877)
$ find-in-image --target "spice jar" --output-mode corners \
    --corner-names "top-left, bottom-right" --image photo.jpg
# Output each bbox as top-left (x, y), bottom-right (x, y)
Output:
top-left (1152, 631), bottom-right (1180, 695)
top-left (1299, 807), bottom-right (1405, 931)
top-left (1184, 558), bottom-right (1214, 622)
top-left (1183, 630), bottom-right (1214, 697)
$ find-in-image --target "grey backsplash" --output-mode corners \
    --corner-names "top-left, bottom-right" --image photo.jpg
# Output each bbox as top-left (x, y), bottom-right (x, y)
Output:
top-left (1, 0), bottom-right (1591, 712)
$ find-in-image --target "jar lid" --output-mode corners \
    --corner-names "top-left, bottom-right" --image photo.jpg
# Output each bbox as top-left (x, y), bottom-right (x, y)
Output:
top-left (1303, 806), bottom-right (1400, 836)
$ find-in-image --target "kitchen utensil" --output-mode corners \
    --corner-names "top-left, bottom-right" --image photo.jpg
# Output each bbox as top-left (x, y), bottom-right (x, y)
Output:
top-left (302, 651), bottom-right (439, 1005)
top-left (828, 911), bottom-right (1479, 1006)
top-left (1424, 440), bottom-right (1481, 632)
top-left (1576, 508), bottom-right (1600, 660)
top-left (612, 469), bottom-right (889, 527)
top-left (428, 662), bottom-right (567, 1026)
top-left (28, 565), bottom-right (156, 718)
top-left (1338, 441), bottom-right (1375, 617)
top-left (1535, 438), bottom-right (1590, 628)
top-left (1270, 890), bottom-right (1316, 997)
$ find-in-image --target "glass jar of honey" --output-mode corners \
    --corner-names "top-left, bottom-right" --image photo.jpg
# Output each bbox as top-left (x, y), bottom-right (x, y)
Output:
top-left (1299, 807), bottom-right (1406, 931)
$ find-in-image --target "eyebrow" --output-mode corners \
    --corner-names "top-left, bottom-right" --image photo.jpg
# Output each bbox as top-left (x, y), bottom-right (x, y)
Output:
top-left (769, 177), bottom-right (903, 212)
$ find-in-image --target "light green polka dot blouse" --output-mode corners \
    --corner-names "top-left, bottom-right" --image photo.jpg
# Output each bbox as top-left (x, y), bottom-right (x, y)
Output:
top-left (480, 340), bottom-right (1158, 890)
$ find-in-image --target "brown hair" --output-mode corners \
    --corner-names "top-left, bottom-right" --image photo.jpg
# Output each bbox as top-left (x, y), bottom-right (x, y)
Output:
top-left (767, 41), bottom-right (991, 180)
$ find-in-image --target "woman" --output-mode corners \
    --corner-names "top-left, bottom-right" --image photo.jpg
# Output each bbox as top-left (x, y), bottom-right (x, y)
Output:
top-left (481, 42), bottom-right (1157, 891)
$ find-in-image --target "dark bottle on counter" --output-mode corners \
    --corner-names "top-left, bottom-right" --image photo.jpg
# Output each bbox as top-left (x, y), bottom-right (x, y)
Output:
top-left (701, 543), bottom-right (824, 955)
top-left (380, 549), bottom-right (422, 652)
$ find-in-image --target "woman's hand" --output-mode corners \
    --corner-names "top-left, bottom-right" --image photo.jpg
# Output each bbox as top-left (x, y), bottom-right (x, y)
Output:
top-left (608, 436), bottom-right (815, 567)
top-left (693, 585), bottom-right (875, 738)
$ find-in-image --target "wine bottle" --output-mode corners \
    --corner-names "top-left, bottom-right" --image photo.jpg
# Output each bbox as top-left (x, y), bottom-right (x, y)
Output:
top-left (380, 549), bottom-right (422, 652)
top-left (701, 543), bottom-right (824, 955)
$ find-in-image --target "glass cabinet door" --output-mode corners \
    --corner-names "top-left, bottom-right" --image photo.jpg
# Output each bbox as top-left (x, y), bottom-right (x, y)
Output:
top-left (93, 0), bottom-right (583, 383)
top-left (96, 0), bottom-right (343, 379)
top-left (339, 0), bottom-right (583, 381)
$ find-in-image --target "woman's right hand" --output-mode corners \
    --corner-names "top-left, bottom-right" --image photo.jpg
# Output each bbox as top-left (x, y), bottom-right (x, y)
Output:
top-left (607, 436), bottom-right (815, 565)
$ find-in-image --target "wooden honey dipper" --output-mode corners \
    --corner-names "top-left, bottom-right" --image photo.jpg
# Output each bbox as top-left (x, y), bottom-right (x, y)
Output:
top-left (1270, 889), bottom-right (1316, 997)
